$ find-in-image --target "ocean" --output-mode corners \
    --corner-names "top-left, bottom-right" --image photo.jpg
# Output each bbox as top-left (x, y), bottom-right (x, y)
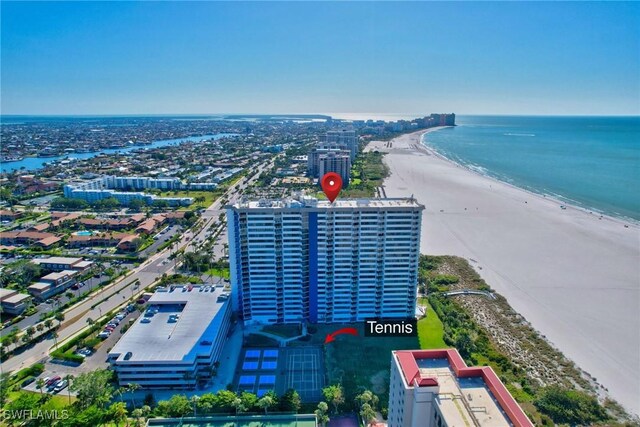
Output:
top-left (422, 116), bottom-right (640, 221)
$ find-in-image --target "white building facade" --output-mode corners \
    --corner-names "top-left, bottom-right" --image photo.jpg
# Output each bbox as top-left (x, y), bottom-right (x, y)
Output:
top-left (226, 196), bottom-right (423, 324)
top-left (325, 129), bottom-right (358, 160)
top-left (318, 151), bottom-right (351, 187)
top-left (388, 349), bottom-right (533, 427)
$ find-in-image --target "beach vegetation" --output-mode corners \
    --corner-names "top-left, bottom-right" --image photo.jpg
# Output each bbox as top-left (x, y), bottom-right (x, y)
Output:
top-left (534, 386), bottom-right (609, 425)
top-left (421, 255), bottom-right (625, 425)
top-left (342, 151), bottom-right (389, 197)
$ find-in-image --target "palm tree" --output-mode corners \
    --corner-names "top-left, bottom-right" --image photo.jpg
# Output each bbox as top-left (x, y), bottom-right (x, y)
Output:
top-left (191, 395), bottom-right (200, 417)
top-left (315, 402), bottom-right (330, 427)
top-left (232, 397), bottom-right (245, 415)
top-left (127, 383), bottom-right (141, 408)
top-left (10, 334), bottom-right (19, 349)
top-left (114, 386), bottom-right (125, 403)
top-left (109, 402), bottom-right (128, 427)
top-left (54, 312), bottom-right (64, 325)
top-left (182, 371), bottom-right (195, 390)
top-left (131, 408), bottom-right (143, 427)
top-left (359, 403), bottom-right (377, 426)
top-left (44, 318), bottom-right (53, 329)
top-left (257, 395), bottom-right (275, 414)
top-left (36, 378), bottom-right (45, 397)
top-left (64, 375), bottom-right (74, 404)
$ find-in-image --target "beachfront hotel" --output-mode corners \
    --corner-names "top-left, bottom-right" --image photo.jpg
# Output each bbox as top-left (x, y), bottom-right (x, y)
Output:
top-left (388, 349), bottom-right (533, 427)
top-left (108, 285), bottom-right (231, 389)
top-left (226, 195), bottom-right (423, 324)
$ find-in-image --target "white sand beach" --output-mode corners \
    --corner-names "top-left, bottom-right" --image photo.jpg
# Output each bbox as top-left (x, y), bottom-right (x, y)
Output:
top-left (367, 128), bottom-right (640, 414)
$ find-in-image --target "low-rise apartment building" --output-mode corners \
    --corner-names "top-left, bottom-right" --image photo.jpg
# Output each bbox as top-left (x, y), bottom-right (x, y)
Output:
top-left (0, 288), bottom-right (31, 316)
top-left (28, 270), bottom-right (78, 301)
top-left (32, 256), bottom-right (93, 272)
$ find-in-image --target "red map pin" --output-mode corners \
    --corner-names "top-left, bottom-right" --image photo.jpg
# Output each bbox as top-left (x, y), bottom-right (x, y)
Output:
top-left (321, 172), bottom-right (343, 203)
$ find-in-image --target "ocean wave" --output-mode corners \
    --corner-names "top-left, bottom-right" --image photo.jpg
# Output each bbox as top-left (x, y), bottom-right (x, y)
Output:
top-left (504, 133), bottom-right (536, 137)
top-left (466, 164), bottom-right (489, 175)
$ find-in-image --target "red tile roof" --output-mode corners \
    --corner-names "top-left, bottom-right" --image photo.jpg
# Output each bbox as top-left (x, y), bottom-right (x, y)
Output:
top-left (394, 349), bottom-right (533, 427)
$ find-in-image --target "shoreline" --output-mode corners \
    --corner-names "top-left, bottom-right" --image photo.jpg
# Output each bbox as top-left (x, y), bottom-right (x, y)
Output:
top-left (412, 127), bottom-right (638, 227)
top-left (367, 128), bottom-right (640, 414)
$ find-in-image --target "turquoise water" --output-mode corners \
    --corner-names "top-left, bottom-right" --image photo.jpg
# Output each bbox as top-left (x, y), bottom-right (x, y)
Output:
top-left (75, 230), bottom-right (93, 236)
top-left (0, 133), bottom-right (236, 173)
top-left (422, 116), bottom-right (640, 220)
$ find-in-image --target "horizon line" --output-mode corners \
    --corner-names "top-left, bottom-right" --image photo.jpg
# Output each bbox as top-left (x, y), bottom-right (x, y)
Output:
top-left (1, 113), bottom-right (639, 118)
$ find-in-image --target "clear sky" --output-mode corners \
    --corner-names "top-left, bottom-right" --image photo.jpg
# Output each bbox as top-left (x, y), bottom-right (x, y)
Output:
top-left (1, 1), bottom-right (639, 116)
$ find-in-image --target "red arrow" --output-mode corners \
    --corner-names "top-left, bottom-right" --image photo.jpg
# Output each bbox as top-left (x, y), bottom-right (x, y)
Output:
top-left (324, 327), bottom-right (359, 344)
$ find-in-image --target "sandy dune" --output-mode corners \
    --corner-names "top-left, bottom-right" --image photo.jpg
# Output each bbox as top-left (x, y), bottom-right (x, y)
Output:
top-left (367, 129), bottom-right (640, 414)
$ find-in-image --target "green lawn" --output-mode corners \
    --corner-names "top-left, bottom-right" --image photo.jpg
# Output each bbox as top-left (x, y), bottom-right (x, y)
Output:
top-left (418, 300), bottom-right (447, 349)
top-left (291, 323), bottom-right (418, 407)
top-left (205, 267), bottom-right (230, 279)
top-left (6, 390), bottom-right (76, 407)
top-left (157, 190), bottom-right (221, 210)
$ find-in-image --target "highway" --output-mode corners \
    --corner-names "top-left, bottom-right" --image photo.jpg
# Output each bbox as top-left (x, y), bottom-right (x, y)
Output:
top-left (0, 160), bottom-right (273, 375)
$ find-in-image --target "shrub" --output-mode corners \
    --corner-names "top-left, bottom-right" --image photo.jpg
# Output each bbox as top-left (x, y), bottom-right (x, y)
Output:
top-left (534, 386), bottom-right (608, 425)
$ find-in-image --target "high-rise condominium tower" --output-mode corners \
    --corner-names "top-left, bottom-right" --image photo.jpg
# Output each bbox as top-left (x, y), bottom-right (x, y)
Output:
top-left (226, 195), bottom-right (423, 324)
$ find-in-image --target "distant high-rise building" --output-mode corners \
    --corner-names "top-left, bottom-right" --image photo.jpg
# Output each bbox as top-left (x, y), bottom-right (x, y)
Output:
top-left (226, 196), bottom-right (423, 324)
top-left (428, 113), bottom-right (456, 127)
top-left (307, 144), bottom-right (350, 177)
top-left (318, 151), bottom-right (351, 186)
top-left (325, 129), bottom-right (358, 160)
top-left (388, 349), bottom-right (533, 427)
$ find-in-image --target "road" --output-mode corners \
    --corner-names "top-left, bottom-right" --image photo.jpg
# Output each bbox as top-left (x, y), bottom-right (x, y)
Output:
top-left (0, 160), bottom-right (273, 375)
top-left (4, 272), bottom-right (111, 331)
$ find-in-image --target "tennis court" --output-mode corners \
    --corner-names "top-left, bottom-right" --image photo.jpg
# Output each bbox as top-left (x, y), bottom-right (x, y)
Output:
top-left (282, 347), bottom-right (324, 402)
top-left (235, 348), bottom-right (280, 394)
top-left (234, 346), bottom-right (324, 402)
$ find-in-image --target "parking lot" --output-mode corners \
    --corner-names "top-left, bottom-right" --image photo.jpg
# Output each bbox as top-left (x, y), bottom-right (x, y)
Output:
top-left (23, 369), bottom-right (76, 397)
top-left (22, 305), bottom-right (142, 389)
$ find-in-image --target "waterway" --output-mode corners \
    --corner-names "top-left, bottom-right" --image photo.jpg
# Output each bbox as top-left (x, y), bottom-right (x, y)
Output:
top-left (0, 133), bottom-right (236, 173)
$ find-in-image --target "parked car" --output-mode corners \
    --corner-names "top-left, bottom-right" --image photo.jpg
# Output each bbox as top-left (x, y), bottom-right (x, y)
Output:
top-left (21, 377), bottom-right (36, 387)
top-left (75, 348), bottom-right (92, 358)
top-left (46, 376), bottom-right (61, 387)
top-left (98, 331), bottom-right (110, 339)
top-left (54, 380), bottom-right (68, 393)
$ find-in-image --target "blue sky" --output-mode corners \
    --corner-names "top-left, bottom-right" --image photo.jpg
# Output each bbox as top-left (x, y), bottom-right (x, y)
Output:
top-left (1, 1), bottom-right (639, 116)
